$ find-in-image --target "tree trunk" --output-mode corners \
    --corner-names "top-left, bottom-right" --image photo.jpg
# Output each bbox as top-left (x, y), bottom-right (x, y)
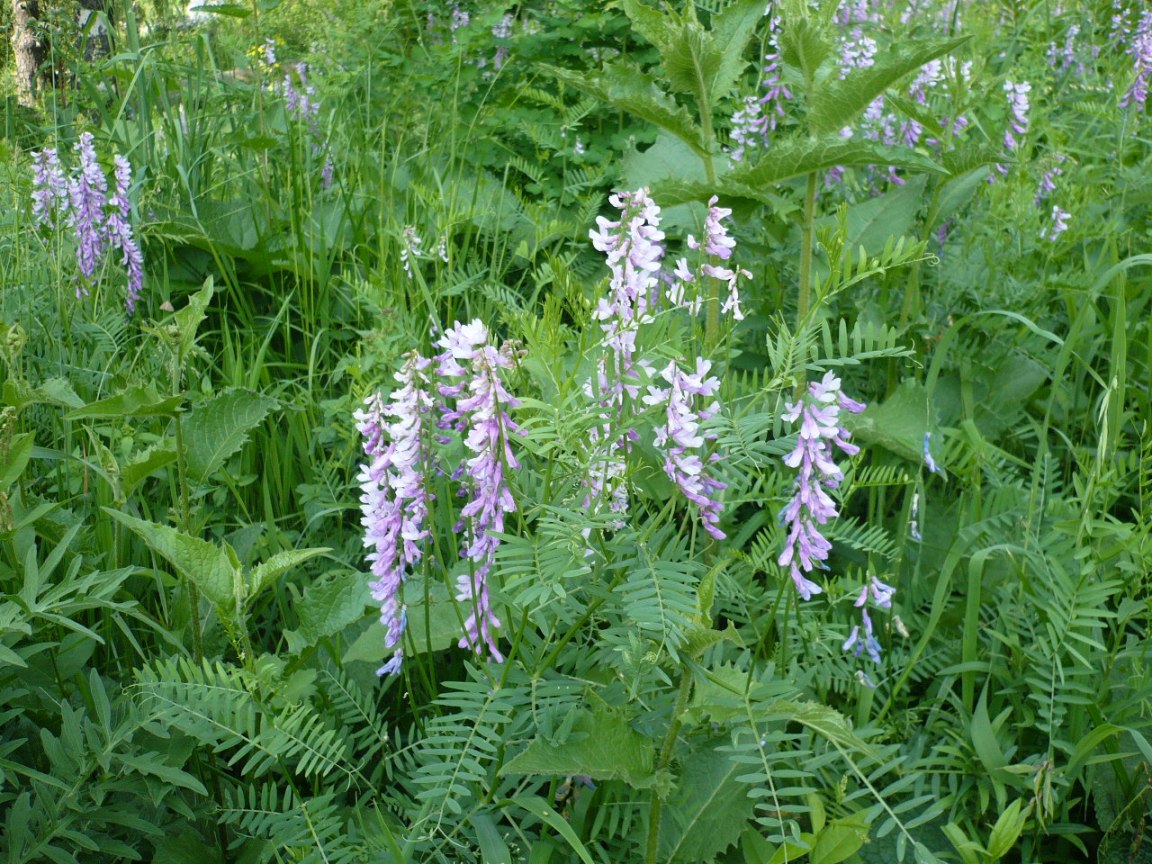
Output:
top-left (11, 0), bottom-right (47, 107)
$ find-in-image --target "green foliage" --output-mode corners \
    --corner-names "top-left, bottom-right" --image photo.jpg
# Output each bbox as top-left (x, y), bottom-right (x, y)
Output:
top-left (3, 0), bottom-right (1152, 861)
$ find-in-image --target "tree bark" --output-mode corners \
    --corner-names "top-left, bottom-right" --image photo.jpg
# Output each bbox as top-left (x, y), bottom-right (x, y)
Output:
top-left (11, 0), bottom-right (47, 107)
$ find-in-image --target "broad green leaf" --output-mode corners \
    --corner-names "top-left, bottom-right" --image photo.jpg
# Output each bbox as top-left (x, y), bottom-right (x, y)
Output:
top-left (638, 0), bottom-right (764, 107)
top-left (620, 0), bottom-right (678, 53)
top-left (780, 18), bottom-right (832, 84)
top-left (174, 277), bottom-right (215, 361)
top-left (341, 577), bottom-right (461, 662)
top-left (708, 0), bottom-right (768, 102)
top-left (182, 388), bottom-right (278, 483)
top-left (285, 570), bottom-right (373, 654)
top-left (658, 741), bottom-right (755, 862)
top-left (2, 377), bottom-right (83, 410)
top-left (104, 509), bottom-right (236, 611)
top-left (810, 815), bottom-right (870, 864)
top-left (656, 137), bottom-right (944, 205)
top-left (816, 175), bottom-right (926, 256)
top-left (851, 378), bottom-right (930, 464)
top-left (500, 709), bottom-right (657, 789)
top-left (809, 36), bottom-right (969, 134)
top-left (66, 386), bottom-right (182, 420)
top-left (120, 446), bottom-right (178, 500)
top-left (1, 433), bottom-right (33, 490)
top-left (541, 62), bottom-right (706, 155)
top-left (247, 547), bottom-right (331, 603)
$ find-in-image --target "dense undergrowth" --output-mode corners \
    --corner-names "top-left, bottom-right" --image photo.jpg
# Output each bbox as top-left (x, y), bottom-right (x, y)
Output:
top-left (1, 0), bottom-right (1151, 862)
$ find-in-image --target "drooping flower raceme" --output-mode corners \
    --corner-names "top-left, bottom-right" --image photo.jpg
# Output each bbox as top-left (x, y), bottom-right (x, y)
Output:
top-left (31, 133), bottom-right (145, 312)
top-left (1122, 12), bottom-right (1152, 109)
top-left (356, 353), bottom-right (436, 676)
top-left (31, 148), bottom-right (68, 229)
top-left (1002, 80), bottom-right (1032, 151)
top-left (70, 132), bottom-right (109, 287)
top-left (437, 320), bottom-right (522, 663)
top-left (778, 372), bottom-right (866, 600)
top-left (583, 189), bottom-right (664, 522)
top-left (842, 575), bottom-right (896, 666)
top-left (643, 358), bottom-right (727, 540)
top-left (668, 196), bottom-right (747, 322)
top-left (106, 156), bottom-right (145, 313)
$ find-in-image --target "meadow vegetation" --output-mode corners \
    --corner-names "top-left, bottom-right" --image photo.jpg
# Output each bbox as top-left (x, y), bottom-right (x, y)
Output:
top-left (1, 1), bottom-right (1151, 862)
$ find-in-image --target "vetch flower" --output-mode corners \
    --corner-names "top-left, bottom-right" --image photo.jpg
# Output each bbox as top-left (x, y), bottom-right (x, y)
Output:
top-left (105, 155), bottom-right (144, 314)
top-left (436, 320), bottom-right (522, 662)
top-left (1122, 12), bottom-right (1152, 109)
top-left (31, 148), bottom-right (68, 229)
top-left (1040, 205), bottom-right (1070, 242)
top-left (355, 353), bottom-right (436, 676)
top-left (1003, 80), bottom-right (1031, 151)
top-left (778, 372), bottom-right (866, 600)
top-left (643, 357), bottom-right (727, 540)
top-left (69, 132), bottom-right (109, 288)
top-left (681, 196), bottom-right (748, 321)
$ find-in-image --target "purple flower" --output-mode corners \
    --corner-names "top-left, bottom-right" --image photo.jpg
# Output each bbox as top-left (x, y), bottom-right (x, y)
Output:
top-left (401, 225), bottom-right (423, 279)
top-left (1034, 156), bottom-right (1065, 205)
top-left (69, 132), bottom-right (109, 289)
top-left (492, 12), bottom-right (513, 39)
top-left (777, 372), bottom-right (866, 600)
top-left (922, 431), bottom-right (942, 475)
top-left (681, 196), bottom-right (747, 321)
top-left (838, 29), bottom-right (877, 79)
top-left (436, 320), bottom-right (522, 663)
top-left (31, 148), bottom-right (68, 228)
top-left (757, 15), bottom-right (792, 134)
top-left (642, 357), bottom-right (727, 540)
top-left (728, 95), bottom-right (765, 162)
top-left (356, 353), bottom-right (436, 676)
top-left (105, 155), bottom-right (144, 313)
top-left (1002, 80), bottom-right (1031, 151)
top-left (1040, 205), bottom-right (1071, 242)
top-left (1122, 12), bottom-right (1152, 109)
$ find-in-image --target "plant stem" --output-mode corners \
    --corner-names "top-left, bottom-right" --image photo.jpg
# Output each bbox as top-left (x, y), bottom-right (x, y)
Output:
top-left (645, 667), bottom-right (694, 864)
top-left (797, 171), bottom-right (818, 333)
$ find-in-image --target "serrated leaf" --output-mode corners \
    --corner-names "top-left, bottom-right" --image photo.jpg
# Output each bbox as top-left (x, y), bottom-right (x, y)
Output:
top-left (500, 709), bottom-right (657, 789)
top-left (656, 137), bottom-right (944, 206)
top-left (708, 0), bottom-right (767, 101)
top-left (541, 62), bottom-right (706, 155)
top-left (2, 377), bottom-right (83, 410)
top-left (286, 571), bottom-right (373, 654)
top-left (809, 36), bottom-right (969, 135)
top-left (780, 17), bottom-right (832, 83)
top-left (104, 509), bottom-right (237, 611)
top-left (183, 388), bottom-right (278, 483)
top-left (247, 547), bottom-right (331, 604)
top-left (174, 278), bottom-right (215, 361)
top-left (659, 741), bottom-right (756, 863)
top-left (66, 386), bottom-right (183, 420)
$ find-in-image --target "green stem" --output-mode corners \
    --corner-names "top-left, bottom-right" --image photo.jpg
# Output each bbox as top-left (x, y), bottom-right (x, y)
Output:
top-left (797, 171), bottom-right (818, 333)
top-left (645, 667), bottom-right (694, 864)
